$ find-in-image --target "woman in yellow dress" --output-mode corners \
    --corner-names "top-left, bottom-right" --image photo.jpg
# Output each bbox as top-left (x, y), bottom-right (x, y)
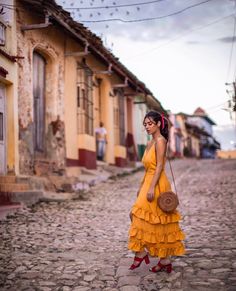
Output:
top-left (128, 111), bottom-right (185, 273)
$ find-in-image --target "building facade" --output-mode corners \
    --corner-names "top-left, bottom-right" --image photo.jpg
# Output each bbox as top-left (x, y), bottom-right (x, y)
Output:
top-left (173, 108), bottom-right (220, 159)
top-left (1, 0), bottom-right (164, 179)
top-left (188, 108), bottom-right (220, 158)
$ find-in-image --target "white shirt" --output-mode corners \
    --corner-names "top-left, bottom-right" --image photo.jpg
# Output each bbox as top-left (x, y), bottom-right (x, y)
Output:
top-left (95, 127), bottom-right (107, 141)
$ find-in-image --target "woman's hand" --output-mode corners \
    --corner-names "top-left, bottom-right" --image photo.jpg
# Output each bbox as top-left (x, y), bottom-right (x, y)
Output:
top-left (147, 189), bottom-right (155, 202)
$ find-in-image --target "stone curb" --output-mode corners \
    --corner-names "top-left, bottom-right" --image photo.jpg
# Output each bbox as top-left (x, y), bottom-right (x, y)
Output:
top-left (31, 164), bottom-right (144, 204)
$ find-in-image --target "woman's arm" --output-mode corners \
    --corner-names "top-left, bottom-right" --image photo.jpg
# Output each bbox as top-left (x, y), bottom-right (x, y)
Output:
top-left (146, 137), bottom-right (167, 202)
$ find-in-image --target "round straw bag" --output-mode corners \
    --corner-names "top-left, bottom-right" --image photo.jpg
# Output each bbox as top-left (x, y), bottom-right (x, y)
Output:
top-left (157, 146), bottom-right (179, 213)
top-left (157, 191), bottom-right (179, 213)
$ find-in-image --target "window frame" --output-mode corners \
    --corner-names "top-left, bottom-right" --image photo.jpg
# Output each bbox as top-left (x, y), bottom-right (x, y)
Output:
top-left (113, 89), bottom-right (125, 146)
top-left (0, 112), bottom-right (3, 141)
top-left (118, 91), bottom-right (125, 146)
top-left (76, 61), bottom-right (94, 136)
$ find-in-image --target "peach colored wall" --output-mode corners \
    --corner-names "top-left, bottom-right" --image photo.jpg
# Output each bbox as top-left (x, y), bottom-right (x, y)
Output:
top-left (114, 145), bottom-right (126, 159)
top-left (64, 39), bottom-right (80, 160)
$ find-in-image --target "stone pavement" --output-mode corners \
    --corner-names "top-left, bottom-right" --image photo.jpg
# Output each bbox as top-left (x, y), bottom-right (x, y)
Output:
top-left (0, 159), bottom-right (236, 291)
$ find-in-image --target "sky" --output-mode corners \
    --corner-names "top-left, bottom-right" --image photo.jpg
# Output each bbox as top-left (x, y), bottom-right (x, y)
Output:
top-left (56, 0), bottom-right (236, 150)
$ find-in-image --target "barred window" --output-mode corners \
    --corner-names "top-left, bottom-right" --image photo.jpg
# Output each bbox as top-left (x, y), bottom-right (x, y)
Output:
top-left (118, 91), bottom-right (125, 146)
top-left (77, 61), bottom-right (94, 135)
top-left (113, 103), bottom-right (119, 145)
top-left (0, 112), bottom-right (3, 141)
top-left (113, 89), bottom-right (125, 146)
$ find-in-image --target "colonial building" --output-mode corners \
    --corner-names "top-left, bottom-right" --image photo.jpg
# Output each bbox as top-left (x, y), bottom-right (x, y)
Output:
top-left (0, 0), bottom-right (165, 218)
top-left (168, 112), bottom-right (183, 158)
top-left (174, 113), bottom-right (201, 158)
top-left (173, 108), bottom-right (220, 159)
top-left (188, 107), bottom-right (221, 158)
top-left (1, 0), bottom-right (164, 179)
top-left (14, 0), bottom-right (163, 176)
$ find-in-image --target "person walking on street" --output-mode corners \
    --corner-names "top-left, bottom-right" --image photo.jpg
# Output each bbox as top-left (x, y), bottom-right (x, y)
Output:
top-left (95, 121), bottom-right (108, 161)
top-left (128, 111), bottom-right (185, 273)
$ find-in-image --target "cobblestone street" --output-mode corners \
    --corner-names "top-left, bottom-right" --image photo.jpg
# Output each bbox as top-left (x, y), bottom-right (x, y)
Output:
top-left (0, 159), bottom-right (236, 291)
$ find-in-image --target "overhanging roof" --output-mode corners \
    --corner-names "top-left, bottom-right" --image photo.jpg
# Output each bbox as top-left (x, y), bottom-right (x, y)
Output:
top-left (20, 0), bottom-right (156, 96)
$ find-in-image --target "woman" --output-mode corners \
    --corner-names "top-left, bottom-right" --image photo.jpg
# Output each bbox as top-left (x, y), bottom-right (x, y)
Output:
top-left (128, 111), bottom-right (185, 273)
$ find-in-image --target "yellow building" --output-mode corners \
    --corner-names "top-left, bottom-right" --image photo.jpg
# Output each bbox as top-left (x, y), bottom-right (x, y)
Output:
top-left (11, 0), bottom-right (158, 179)
top-left (176, 113), bottom-right (201, 158)
top-left (217, 150), bottom-right (236, 159)
top-left (0, 0), bottom-right (18, 175)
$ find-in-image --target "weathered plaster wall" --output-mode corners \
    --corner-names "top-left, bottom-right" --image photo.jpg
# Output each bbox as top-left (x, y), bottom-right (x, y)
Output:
top-left (16, 6), bottom-right (66, 174)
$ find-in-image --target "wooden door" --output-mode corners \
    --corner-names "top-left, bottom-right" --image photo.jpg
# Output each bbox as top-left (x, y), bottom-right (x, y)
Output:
top-left (33, 52), bottom-right (46, 152)
top-left (0, 85), bottom-right (6, 174)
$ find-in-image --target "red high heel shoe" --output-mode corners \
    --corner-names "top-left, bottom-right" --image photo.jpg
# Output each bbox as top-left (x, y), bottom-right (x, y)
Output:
top-left (129, 254), bottom-right (150, 270)
top-left (149, 260), bottom-right (172, 273)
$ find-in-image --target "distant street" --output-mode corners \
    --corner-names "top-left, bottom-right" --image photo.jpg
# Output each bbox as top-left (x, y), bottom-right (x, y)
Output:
top-left (0, 159), bottom-right (236, 291)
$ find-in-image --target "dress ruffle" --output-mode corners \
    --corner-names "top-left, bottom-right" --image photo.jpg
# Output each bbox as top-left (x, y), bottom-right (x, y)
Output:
top-left (129, 226), bottom-right (185, 244)
top-left (132, 205), bottom-right (181, 225)
top-left (129, 206), bottom-right (185, 257)
top-left (128, 239), bottom-right (185, 258)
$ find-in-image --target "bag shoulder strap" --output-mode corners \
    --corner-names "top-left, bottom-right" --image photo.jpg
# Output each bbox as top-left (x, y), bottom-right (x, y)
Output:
top-left (167, 157), bottom-right (178, 197)
top-left (154, 137), bottom-right (178, 197)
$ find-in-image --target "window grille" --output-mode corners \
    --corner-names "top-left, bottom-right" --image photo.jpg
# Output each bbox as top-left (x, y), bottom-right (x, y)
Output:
top-left (118, 91), bottom-right (125, 146)
top-left (77, 62), bottom-right (94, 135)
top-left (113, 103), bottom-right (119, 145)
top-left (113, 89), bottom-right (125, 146)
top-left (0, 112), bottom-right (3, 141)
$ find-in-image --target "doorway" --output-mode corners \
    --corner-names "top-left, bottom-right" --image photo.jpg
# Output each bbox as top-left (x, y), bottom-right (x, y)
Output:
top-left (33, 51), bottom-right (46, 152)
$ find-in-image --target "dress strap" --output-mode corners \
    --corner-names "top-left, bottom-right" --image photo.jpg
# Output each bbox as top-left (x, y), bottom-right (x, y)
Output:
top-left (167, 158), bottom-right (178, 197)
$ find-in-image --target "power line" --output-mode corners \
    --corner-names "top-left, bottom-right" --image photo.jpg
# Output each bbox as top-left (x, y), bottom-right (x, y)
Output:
top-left (123, 14), bottom-right (233, 62)
top-left (63, 0), bottom-right (166, 10)
top-left (78, 0), bottom-right (215, 23)
top-left (0, 0), bottom-right (217, 24)
top-left (0, 0), bottom-right (165, 12)
top-left (205, 101), bottom-right (230, 111)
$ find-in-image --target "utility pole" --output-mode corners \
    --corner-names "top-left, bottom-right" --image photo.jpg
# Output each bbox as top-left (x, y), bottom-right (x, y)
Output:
top-left (225, 82), bottom-right (236, 148)
top-left (233, 82), bottom-right (236, 111)
top-left (233, 82), bottom-right (236, 143)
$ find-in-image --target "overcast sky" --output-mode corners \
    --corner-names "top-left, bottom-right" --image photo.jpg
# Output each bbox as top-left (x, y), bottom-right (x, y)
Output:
top-left (57, 0), bottom-right (236, 150)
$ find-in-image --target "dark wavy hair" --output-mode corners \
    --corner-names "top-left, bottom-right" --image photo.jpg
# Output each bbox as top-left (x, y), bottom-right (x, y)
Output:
top-left (143, 111), bottom-right (169, 141)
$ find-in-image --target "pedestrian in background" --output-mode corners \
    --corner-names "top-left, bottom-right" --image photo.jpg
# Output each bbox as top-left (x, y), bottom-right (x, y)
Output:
top-left (95, 121), bottom-right (108, 161)
top-left (128, 111), bottom-right (185, 273)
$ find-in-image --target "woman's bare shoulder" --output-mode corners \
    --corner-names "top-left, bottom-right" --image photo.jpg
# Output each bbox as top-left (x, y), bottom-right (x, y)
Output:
top-left (155, 135), bottom-right (167, 144)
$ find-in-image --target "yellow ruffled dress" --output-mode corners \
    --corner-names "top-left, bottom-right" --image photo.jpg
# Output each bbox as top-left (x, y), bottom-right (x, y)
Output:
top-left (128, 143), bottom-right (185, 258)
